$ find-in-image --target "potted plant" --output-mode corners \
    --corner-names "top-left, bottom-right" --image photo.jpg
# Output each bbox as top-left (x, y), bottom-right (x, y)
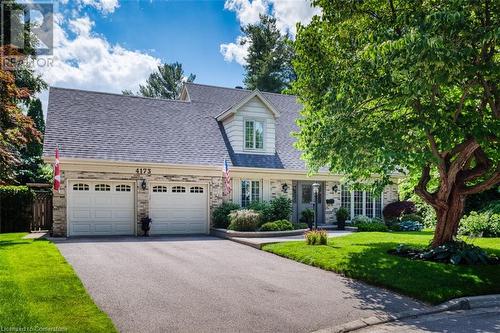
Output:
top-left (336, 207), bottom-right (349, 230)
top-left (299, 208), bottom-right (315, 230)
top-left (141, 216), bottom-right (152, 236)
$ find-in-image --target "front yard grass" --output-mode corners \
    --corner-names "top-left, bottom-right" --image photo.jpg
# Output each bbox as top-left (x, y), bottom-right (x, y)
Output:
top-left (262, 231), bottom-right (500, 304)
top-left (0, 233), bottom-right (116, 332)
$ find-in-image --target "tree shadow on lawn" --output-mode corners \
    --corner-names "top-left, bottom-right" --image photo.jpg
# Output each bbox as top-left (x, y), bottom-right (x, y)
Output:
top-left (333, 241), bottom-right (500, 306)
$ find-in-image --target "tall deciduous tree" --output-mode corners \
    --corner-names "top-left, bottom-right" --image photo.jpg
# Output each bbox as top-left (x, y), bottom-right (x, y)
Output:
top-left (123, 62), bottom-right (195, 99)
top-left (0, 48), bottom-right (41, 182)
top-left (242, 14), bottom-right (295, 93)
top-left (293, 0), bottom-right (499, 247)
top-left (16, 98), bottom-right (50, 184)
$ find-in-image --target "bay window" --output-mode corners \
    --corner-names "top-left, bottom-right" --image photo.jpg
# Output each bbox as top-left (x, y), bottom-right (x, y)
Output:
top-left (244, 120), bottom-right (264, 150)
top-left (340, 186), bottom-right (383, 220)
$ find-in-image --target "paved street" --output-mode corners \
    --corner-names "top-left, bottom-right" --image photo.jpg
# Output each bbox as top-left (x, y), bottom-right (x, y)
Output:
top-left (355, 307), bottom-right (500, 333)
top-left (56, 236), bottom-right (426, 333)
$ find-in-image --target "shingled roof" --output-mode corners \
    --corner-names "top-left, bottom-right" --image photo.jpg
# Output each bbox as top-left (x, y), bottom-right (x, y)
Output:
top-left (43, 83), bottom-right (306, 170)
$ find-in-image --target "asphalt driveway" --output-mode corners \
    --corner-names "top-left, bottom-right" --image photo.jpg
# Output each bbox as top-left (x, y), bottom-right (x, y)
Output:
top-left (55, 236), bottom-right (427, 333)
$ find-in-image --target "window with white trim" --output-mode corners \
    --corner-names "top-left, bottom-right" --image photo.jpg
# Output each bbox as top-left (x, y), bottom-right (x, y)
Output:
top-left (73, 183), bottom-right (89, 191)
top-left (152, 186), bottom-right (168, 193)
top-left (241, 180), bottom-right (260, 207)
top-left (244, 120), bottom-right (264, 150)
top-left (341, 185), bottom-right (351, 219)
top-left (365, 192), bottom-right (373, 217)
top-left (340, 186), bottom-right (383, 219)
top-left (354, 191), bottom-right (363, 216)
top-left (95, 184), bottom-right (110, 191)
top-left (172, 186), bottom-right (186, 193)
top-left (374, 196), bottom-right (382, 218)
top-left (190, 186), bottom-right (204, 193)
top-left (116, 184), bottom-right (131, 192)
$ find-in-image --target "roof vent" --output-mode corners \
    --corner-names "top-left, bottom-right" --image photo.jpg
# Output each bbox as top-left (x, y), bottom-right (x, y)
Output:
top-left (235, 86), bottom-right (243, 89)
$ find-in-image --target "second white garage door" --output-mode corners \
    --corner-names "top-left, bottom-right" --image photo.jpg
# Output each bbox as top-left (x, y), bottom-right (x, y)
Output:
top-left (149, 183), bottom-right (209, 234)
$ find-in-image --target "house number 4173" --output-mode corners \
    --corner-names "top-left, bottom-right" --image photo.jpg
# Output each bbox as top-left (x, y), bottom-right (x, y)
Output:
top-left (136, 168), bottom-right (151, 176)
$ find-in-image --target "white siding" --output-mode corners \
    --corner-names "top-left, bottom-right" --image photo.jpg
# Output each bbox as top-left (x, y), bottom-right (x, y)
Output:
top-left (222, 96), bottom-right (276, 155)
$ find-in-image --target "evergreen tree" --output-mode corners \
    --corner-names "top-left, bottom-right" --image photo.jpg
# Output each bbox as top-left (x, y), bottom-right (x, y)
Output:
top-left (242, 15), bottom-right (295, 93)
top-left (123, 62), bottom-right (195, 99)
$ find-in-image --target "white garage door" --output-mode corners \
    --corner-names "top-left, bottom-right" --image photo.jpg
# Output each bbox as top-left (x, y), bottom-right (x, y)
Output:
top-left (68, 181), bottom-right (135, 236)
top-left (150, 183), bottom-right (208, 234)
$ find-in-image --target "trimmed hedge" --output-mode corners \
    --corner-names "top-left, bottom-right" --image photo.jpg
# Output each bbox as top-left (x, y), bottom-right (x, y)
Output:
top-left (0, 186), bottom-right (34, 233)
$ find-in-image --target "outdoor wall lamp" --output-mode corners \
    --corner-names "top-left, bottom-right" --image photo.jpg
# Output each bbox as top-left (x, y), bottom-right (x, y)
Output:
top-left (282, 183), bottom-right (289, 193)
top-left (141, 179), bottom-right (147, 190)
top-left (332, 184), bottom-right (338, 193)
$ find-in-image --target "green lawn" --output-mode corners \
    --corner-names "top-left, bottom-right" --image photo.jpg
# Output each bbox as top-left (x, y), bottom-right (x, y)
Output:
top-left (0, 233), bottom-right (116, 332)
top-left (262, 231), bottom-right (500, 304)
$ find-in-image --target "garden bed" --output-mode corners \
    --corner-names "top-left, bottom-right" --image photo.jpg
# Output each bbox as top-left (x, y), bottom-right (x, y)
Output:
top-left (211, 227), bottom-right (308, 238)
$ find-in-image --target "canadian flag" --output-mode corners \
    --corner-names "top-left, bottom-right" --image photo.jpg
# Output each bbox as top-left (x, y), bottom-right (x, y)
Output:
top-left (54, 147), bottom-right (61, 191)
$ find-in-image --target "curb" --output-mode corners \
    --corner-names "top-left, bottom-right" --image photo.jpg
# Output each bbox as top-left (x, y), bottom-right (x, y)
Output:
top-left (313, 294), bottom-right (500, 333)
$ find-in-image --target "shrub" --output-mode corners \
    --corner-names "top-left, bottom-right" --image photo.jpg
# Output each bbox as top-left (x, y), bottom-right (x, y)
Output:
top-left (260, 222), bottom-right (280, 232)
top-left (383, 201), bottom-right (417, 220)
top-left (0, 185), bottom-right (34, 233)
top-left (293, 223), bottom-right (309, 230)
top-left (299, 208), bottom-right (315, 228)
top-left (400, 213), bottom-right (424, 224)
top-left (228, 209), bottom-right (260, 231)
top-left (352, 215), bottom-right (371, 225)
top-left (355, 218), bottom-right (388, 232)
top-left (274, 219), bottom-right (294, 231)
top-left (269, 196), bottom-right (293, 221)
top-left (459, 211), bottom-right (500, 238)
top-left (248, 201), bottom-right (272, 225)
top-left (305, 229), bottom-right (328, 245)
top-left (212, 201), bottom-right (240, 229)
top-left (336, 207), bottom-right (349, 229)
top-left (397, 220), bottom-right (423, 232)
top-left (391, 241), bottom-right (497, 265)
top-left (480, 201), bottom-right (500, 215)
top-left (260, 220), bottom-right (294, 231)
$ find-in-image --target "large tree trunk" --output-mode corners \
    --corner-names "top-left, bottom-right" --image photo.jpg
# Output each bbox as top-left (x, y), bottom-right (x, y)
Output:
top-left (431, 188), bottom-right (465, 247)
top-left (414, 139), bottom-right (500, 248)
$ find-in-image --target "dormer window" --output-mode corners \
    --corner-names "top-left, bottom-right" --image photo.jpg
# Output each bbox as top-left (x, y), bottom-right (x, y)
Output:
top-left (244, 120), bottom-right (264, 150)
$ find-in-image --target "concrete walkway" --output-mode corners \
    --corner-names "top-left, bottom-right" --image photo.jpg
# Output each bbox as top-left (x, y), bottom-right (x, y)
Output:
top-left (230, 230), bottom-right (353, 249)
top-left (354, 307), bottom-right (500, 333)
top-left (56, 236), bottom-right (426, 333)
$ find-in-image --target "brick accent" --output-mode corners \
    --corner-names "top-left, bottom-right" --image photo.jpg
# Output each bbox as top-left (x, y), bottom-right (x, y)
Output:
top-left (53, 170), bottom-right (223, 237)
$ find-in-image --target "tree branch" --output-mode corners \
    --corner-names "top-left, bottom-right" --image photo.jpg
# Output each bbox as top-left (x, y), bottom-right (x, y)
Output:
top-left (460, 147), bottom-right (492, 182)
top-left (414, 165), bottom-right (438, 207)
top-left (461, 165), bottom-right (500, 195)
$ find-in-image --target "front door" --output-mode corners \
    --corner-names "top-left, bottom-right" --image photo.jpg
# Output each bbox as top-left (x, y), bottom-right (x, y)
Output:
top-left (297, 181), bottom-right (323, 225)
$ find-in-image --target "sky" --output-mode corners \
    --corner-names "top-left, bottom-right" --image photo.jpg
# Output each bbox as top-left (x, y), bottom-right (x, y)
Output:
top-left (36, 0), bottom-right (320, 114)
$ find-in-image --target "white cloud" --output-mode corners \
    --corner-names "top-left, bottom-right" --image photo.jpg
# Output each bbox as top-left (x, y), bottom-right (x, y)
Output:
top-left (68, 16), bottom-right (93, 36)
top-left (36, 15), bottom-right (160, 114)
top-left (220, 0), bottom-right (320, 64)
top-left (224, 0), bottom-right (268, 26)
top-left (271, 0), bottom-right (320, 35)
top-left (220, 36), bottom-right (249, 65)
top-left (77, 0), bottom-right (120, 14)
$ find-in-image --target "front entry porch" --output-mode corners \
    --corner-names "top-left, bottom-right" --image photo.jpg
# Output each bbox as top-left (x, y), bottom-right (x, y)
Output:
top-left (292, 181), bottom-right (326, 225)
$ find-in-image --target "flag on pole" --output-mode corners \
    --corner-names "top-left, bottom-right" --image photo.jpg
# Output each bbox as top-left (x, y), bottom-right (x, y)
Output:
top-left (54, 147), bottom-right (61, 192)
top-left (223, 159), bottom-right (232, 195)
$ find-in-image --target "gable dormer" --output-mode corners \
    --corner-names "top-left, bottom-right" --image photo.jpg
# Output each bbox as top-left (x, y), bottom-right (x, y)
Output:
top-left (217, 90), bottom-right (279, 155)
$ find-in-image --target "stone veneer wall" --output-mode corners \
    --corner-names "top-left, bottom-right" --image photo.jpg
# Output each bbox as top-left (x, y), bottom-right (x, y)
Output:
top-left (325, 181), bottom-right (342, 224)
top-left (53, 170), bottom-right (224, 237)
